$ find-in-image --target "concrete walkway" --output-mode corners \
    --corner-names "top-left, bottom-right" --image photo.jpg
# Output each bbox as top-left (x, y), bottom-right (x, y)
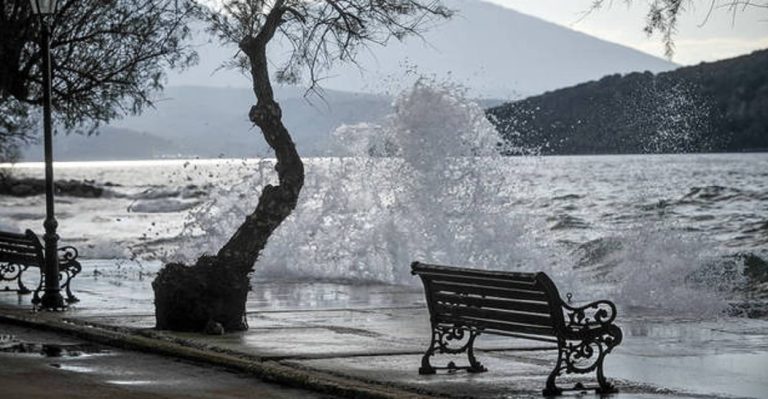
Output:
top-left (0, 322), bottom-right (329, 399)
top-left (2, 260), bottom-right (766, 399)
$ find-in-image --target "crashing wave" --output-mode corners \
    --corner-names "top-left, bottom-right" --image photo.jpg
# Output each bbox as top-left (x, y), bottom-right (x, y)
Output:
top-left (167, 81), bottom-right (552, 284)
top-left (142, 80), bottom-right (761, 319)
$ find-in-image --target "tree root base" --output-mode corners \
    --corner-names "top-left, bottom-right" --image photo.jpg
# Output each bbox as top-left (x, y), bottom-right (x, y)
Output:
top-left (152, 255), bottom-right (249, 333)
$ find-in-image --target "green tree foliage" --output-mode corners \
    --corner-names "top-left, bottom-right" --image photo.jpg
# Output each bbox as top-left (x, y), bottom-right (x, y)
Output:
top-left (0, 0), bottom-right (200, 151)
top-left (487, 49), bottom-right (768, 154)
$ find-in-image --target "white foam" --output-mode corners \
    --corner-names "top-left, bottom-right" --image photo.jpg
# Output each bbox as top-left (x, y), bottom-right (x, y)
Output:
top-left (168, 81), bottom-right (554, 284)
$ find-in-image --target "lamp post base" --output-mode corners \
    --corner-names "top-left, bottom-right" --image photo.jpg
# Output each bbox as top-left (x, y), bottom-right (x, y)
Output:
top-left (40, 291), bottom-right (66, 310)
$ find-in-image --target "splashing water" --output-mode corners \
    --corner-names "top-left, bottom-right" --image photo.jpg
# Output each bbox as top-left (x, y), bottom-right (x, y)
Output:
top-left (162, 80), bottom-right (755, 317)
top-left (171, 81), bottom-right (555, 282)
top-left (602, 225), bottom-right (737, 317)
top-left (641, 81), bottom-right (713, 154)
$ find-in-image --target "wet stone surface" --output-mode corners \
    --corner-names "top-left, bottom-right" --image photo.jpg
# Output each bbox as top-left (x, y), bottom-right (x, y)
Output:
top-left (2, 263), bottom-right (768, 399)
top-left (0, 323), bottom-right (336, 399)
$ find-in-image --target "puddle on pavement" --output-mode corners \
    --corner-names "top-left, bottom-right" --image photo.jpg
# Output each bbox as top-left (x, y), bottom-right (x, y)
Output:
top-left (57, 364), bottom-right (97, 373)
top-left (106, 380), bottom-right (154, 386)
top-left (0, 336), bottom-right (108, 357)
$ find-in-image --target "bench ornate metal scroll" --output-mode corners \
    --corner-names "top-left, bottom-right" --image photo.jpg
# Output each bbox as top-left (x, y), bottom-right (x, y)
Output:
top-left (411, 261), bottom-right (622, 396)
top-left (0, 229), bottom-right (81, 304)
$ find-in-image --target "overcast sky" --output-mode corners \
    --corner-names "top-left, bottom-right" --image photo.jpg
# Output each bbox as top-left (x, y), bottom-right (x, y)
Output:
top-left (493, 0), bottom-right (768, 65)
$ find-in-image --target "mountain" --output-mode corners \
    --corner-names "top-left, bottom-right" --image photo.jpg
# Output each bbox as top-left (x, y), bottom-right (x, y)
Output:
top-left (168, 0), bottom-right (676, 99)
top-left (20, 0), bottom-right (681, 161)
top-left (22, 86), bottom-right (392, 161)
top-left (22, 127), bottom-right (183, 161)
top-left (487, 49), bottom-right (768, 154)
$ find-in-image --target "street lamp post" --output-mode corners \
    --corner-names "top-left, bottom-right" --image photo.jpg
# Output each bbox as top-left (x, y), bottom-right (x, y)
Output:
top-left (29, 0), bottom-right (65, 310)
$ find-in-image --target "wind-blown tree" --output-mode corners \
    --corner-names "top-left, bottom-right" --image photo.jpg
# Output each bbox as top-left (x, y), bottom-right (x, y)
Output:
top-left (590, 0), bottom-right (767, 57)
top-left (152, 0), bottom-right (452, 333)
top-left (0, 0), bottom-right (200, 152)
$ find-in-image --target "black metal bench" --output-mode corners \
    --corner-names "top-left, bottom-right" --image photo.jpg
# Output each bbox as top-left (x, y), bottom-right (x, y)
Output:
top-left (0, 229), bottom-right (81, 304)
top-left (411, 261), bottom-right (622, 396)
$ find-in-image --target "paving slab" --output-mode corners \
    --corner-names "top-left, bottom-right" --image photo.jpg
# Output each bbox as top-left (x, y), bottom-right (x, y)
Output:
top-left (81, 308), bottom-right (559, 358)
top-left (2, 260), bottom-right (768, 399)
top-left (289, 350), bottom-right (726, 399)
top-left (0, 322), bottom-right (332, 399)
top-left (293, 351), bottom-right (558, 399)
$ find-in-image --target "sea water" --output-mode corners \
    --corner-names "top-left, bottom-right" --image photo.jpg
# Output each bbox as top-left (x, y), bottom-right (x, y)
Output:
top-left (1, 82), bottom-right (766, 320)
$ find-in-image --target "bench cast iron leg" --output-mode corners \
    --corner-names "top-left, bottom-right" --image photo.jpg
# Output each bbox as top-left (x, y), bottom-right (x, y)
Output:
top-left (543, 340), bottom-right (565, 396)
top-left (61, 261), bottom-right (81, 303)
top-left (546, 326), bottom-right (623, 396)
top-left (16, 265), bottom-right (31, 294)
top-left (419, 325), bottom-right (486, 375)
top-left (30, 261), bottom-right (81, 305)
top-left (595, 353), bottom-right (618, 394)
top-left (17, 279), bottom-right (31, 295)
top-left (465, 331), bottom-right (486, 373)
top-left (595, 325), bottom-right (622, 394)
top-left (61, 271), bottom-right (78, 303)
top-left (419, 329), bottom-right (439, 374)
top-left (31, 268), bottom-right (44, 305)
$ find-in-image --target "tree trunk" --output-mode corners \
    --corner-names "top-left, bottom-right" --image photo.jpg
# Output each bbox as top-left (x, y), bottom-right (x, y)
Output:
top-left (153, 4), bottom-right (303, 332)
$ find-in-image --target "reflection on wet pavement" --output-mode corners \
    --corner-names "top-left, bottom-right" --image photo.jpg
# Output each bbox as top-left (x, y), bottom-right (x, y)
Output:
top-left (0, 323), bottom-right (334, 399)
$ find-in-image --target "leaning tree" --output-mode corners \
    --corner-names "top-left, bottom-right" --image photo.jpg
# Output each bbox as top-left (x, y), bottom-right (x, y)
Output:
top-left (0, 0), bottom-right (199, 154)
top-left (152, 0), bottom-right (452, 332)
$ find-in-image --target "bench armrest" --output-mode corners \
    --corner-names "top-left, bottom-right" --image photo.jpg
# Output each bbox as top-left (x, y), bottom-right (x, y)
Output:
top-left (562, 300), bottom-right (618, 331)
top-left (57, 246), bottom-right (79, 262)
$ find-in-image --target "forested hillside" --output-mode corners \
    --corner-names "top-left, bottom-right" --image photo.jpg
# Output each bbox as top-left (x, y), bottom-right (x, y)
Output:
top-left (487, 50), bottom-right (768, 154)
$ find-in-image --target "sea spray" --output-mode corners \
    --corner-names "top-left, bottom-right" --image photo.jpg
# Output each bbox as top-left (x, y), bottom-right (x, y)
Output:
top-left (275, 82), bottom-right (567, 287)
top-left (640, 81), bottom-right (713, 154)
top-left (144, 81), bottom-right (759, 317)
top-left (4, 155), bottom-right (764, 316)
top-left (604, 224), bottom-right (733, 317)
top-left (168, 81), bottom-right (558, 283)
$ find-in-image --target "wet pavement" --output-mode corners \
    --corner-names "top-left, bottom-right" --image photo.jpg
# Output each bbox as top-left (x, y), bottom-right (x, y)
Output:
top-left (2, 260), bottom-right (767, 399)
top-left (0, 323), bottom-right (332, 399)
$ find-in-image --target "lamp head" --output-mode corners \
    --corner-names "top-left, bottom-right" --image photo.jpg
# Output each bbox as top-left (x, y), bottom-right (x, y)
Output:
top-left (29, 0), bottom-right (57, 15)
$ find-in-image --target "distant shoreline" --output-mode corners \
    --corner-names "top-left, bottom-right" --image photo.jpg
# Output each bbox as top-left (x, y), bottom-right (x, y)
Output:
top-left (4, 151), bottom-right (767, 168)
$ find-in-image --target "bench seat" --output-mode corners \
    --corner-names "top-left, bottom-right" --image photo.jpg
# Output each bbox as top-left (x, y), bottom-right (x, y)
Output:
top-left (412, 261), bottom-right (622, 396)
top-left (0, 229), bottom-right (81, 304)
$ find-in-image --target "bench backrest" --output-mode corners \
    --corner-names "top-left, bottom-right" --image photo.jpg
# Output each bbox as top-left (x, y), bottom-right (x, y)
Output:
top-left (0, 230), bottom-right (44, 267)
top-left (411, 261), bottom-right (566, 341)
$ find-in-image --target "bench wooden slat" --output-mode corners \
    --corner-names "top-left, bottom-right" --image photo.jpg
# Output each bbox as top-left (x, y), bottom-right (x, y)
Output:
top-left (434, 303), bottom-right (553, 328)
top-left (0, 249), bottom-right (39, 261)
top-left (0, 246), bottom-right (40, 258)
top-left (413, 262), bottom-right (536, 282)
top-left (433, 292), bottom-right (553, 314)
top-left (430, 281), bottom-right (549, 302)
top-left (1, 229), bottom-right (82, 304)
top-left (438, 315), bottom-right (555, 336)
top-left (415, 271), bottom-right (539, 291)
top-left (0, 231), bottom-right (32, 240)
top-left (0, 241), bottom-right (39, 252)
top-left (0, 236), bottom-right (38, 246)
